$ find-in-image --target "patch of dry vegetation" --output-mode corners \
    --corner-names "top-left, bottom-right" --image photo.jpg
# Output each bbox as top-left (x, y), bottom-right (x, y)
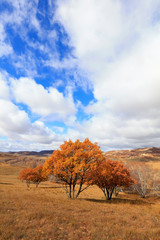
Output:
top-left (147, 161), bottom-right (160, 170)
top-left (0, 164), bottom-right (160, 240)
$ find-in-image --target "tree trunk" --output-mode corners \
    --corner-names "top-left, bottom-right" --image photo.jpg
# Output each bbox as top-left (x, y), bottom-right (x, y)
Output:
top-left (114, 187), bottom-right (119, 196)
top-left (103, 187), bottom-right (115, 200)
top-left (69, 183), bottom-right (72, 198)
top-left (108, 188), bottom-right (115, 200)
top-left (75, 180), bottom-right (83, 199)
top-left (26, 181), bottom-right (30, 188)
top-left (72, 175), bottom-right (77, 199)
top-left (72, 183), bottom-right (76, 199)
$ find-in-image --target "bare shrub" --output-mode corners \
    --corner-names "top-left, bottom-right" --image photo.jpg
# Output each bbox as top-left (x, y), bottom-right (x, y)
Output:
top-left (127, 162), bottom-right (160, 198)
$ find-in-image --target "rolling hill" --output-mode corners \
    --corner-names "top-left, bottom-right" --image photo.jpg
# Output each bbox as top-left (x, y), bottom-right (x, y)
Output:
top-left (0, 150), bottom-right (53, 166)
top-left (104, 147), bottom-right (160, 162)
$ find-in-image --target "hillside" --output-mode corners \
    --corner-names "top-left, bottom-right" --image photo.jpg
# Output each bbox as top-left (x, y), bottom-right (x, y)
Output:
top-left (104, 147), bottom-right (160, 162)
top-left (0, 150), bottom-right (53, 166)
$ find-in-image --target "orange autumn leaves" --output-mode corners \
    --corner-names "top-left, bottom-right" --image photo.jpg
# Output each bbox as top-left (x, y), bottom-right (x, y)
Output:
top-left (43, 138), bottom-right (105, 199)
top-left (18, 138), bottom-right (135, 199)
top-left (43, 138), bottom-right (135, 199)
top-left (88, 160), bottom-right (136, 200)
top-left (18, 165), bottom-right (47, 187)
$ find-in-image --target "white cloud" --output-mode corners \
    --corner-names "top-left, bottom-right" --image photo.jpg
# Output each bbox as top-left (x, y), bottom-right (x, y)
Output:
top-left (0, 0), bottom-right (78, 79)
top-left (0, 74), bottom-right (64, 148)
top-left (0, 138), bottom-right (63, 152)
top-left (0, 23), bottom-right (13, 57)
top-left (0, 99), bottom-right (64, 148)
top-left (0, 1), bottom-right (40, 75)
top-left (57, 0), bottom-right (160, 149)
top-left (0, 42), bottom-right (13, 58)
top-left (87, 26), bottom-right (160, 119)
top-left (44, 56), bottom-right (78, 70)
top-left (0, 99), bottom-right (31, 136)
top-left (12, 52), bottom-right (38, 77)
top-left (0, 72), bottom-right (10, 100)
top-left (0, 69), bottom-right (75, 150)
top-left (2, 0), bottom-right (40, 32)
top-left (56, 0), bottom-right (122, 60)
top-left (20, 120), bottom-right (58, 144)
top-left (56, 0), bottom-right (160, 72)
top-left (11, 77), bottom-right (76, 121)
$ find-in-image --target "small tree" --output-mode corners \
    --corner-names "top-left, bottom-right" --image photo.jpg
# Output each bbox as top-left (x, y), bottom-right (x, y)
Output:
top-left (89, 160), bottom-right (136, 200)
top-left (18, 168), bottom-right (32, 187)
top-left (128, 163), bottom-right (160, 198)
top-left (18, 165), bottom-right (47, 187)
top-left (43, 138), bottom-right (105, 199)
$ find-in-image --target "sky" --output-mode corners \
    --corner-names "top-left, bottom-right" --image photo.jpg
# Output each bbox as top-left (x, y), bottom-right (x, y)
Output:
top-left (0, 0), bottom-right (160, 152)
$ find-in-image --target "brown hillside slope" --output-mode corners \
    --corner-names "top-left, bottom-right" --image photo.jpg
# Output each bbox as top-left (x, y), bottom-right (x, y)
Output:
top-left (0, 151), bottom-right (53, 166)
top-left (104, 147), bottom-right (160, 162)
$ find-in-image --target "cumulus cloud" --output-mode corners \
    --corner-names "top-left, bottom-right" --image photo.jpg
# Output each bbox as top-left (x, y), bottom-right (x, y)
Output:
top-left (0, 99), bottom-right (64, 150)
top-left (0, 68), bottom-right (76, 151)
top-left (56, 0), bottom-right (160, 149)
top-left (0, 99), bottom-right (31, 136)
top-left (0, 76), bottom-right (65, 151)
top-left (10, 77), bottom-right (76, 121)
top-left (87, 27), bottom-right (160, 118)
top-left (56, 0), bottom-right (160, 71)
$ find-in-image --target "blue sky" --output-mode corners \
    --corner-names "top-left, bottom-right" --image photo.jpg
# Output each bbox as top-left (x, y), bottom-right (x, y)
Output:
top-left (0, 0), bottom-right (160, 151)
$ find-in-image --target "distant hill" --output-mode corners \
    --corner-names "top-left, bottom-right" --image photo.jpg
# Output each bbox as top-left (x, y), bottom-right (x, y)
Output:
top-left (8, 150), bottom-right (54, 156)
top-left (104, 147), bottom-right (160, 162)
top-left (0, 150), bottom-right (54, 166)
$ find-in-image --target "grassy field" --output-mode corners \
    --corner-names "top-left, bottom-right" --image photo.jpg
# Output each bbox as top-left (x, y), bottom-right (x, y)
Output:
top-left (1, 163), bottom-right (160, 240)
top-left (147, 161), bottom-right (160, 170)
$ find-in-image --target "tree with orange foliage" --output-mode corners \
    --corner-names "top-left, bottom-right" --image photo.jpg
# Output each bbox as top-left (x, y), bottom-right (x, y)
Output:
top-left (18, 165), bottom-right (47, 187)
top-left (89, 160), bottom-right (136, 200)
top-left (43, 138), bottom-right (105, 199)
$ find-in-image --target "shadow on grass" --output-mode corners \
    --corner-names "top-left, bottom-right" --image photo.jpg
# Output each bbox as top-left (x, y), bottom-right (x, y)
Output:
top-left (40, 186), bottom-right (63, 189)
top-left (0, 182), bottom-right (14, 185)
top-left (82, 197), bottom-right (151, 205)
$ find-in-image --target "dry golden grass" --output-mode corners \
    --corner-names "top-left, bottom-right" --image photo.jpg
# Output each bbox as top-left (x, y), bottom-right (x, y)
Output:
top-left (147, 161), bottom-right (160, 170)
top-left (1, 164), bottom-right (160, 240)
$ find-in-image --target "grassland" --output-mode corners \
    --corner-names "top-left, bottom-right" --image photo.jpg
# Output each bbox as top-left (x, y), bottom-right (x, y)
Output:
top-left (0, 163), bottom-right (160, 240)
top-left (147, 161), bottom-right (160, 170)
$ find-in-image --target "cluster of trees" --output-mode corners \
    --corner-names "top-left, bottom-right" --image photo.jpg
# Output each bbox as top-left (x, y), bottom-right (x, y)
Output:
top-left (19, 139), bottom-right (136, 200)
top-left (18, 138), bottom-right (160, 200)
